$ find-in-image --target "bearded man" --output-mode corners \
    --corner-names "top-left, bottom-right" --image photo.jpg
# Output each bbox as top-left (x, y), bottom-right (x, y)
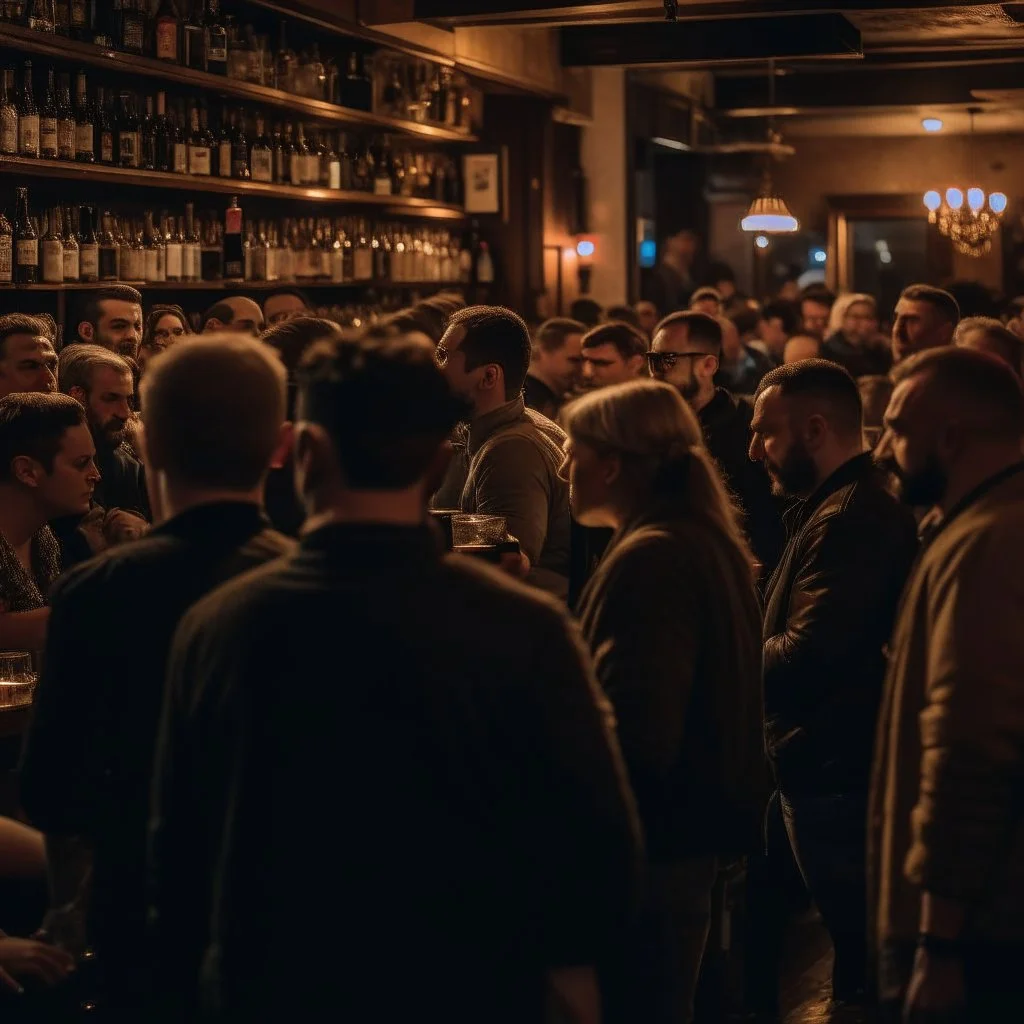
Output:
top-left (750, 359), bottom-right (917, 1007)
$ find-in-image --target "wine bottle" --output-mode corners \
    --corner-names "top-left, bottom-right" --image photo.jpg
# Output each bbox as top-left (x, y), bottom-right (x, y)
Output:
top-left (140, 93), bottom-right (156, 170)
top-left (216, 103), bottom-right (232, 178)
top-left (98, 210), bottom-right (118, 281)
top-left (56, 71), bottom-right (74, 159)
top-left (183, 0), bottom-right (205, 71)
top-left (117, 91), bottom-right (139, 168)
top-left (62, 205), bottom-right (79, 281)
top-left (354, 219), bottom-right (372, 281)
top-left (14, 188), bottom-right (38, 284)
top-left (0, 68), bottom-right (17, 157)
top-left (39, 67), bottom-right (57, 159)
top-left (183, 200), bottom-right (200, 280)
top-left (97, 86), bottom-right (114, 164)
top-left (164, 214), bottom-right (182, 281)
top-left (153, 91), bottom-right (171, 171)
top-left (74, 71), bottom-right (94, 161)
top-left (120, 0), bottom-right (144, 54)
top-left (41, 206), bottom-right (63, 283)
top-left (171, 98), bottom-right (187, 173)
top-left (143, 210), bottom-right (160, 281)
top-left (250, 114), bottom-right (272, 183)
top-left (187, 102), bottom-right (211, 175)
top-left (0, 207), bottom-right (12, 284)
top-left (154, 0), bottom-right (180, 63)
top-left (17, 62), bottom-right (39, 158)
top-left (204, 0), bottom-right (227, 76)
top-left (223, 195), bottom-right (243, 280)
top-left (232, 109), bottom-right (249, 179)
top-left (79, 204), bottom-right (98, 282)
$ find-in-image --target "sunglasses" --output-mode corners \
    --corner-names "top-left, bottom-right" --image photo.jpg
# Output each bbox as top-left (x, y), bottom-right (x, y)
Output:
top-left (646, 351), bottom-right (708, 372)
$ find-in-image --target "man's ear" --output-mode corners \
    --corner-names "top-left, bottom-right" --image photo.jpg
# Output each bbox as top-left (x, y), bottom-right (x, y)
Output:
top-left (602, 451), bottom-right (623, 486)
top-left (11, 454), bottom-right (43, 489)
top-left (68, 385), bottom-right (87, 408)
top-left (480, 364), bottom-right (501, 393)
top-left (626, 354), bottom-right (646, 377)
top-left (269, 421), bottom-right (294, 471)
top-left (78, 321), bottom-right (94, 343)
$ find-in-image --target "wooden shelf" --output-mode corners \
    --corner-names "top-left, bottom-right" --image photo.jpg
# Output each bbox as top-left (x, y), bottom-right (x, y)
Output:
top-left (0, 155), bottom-right (468, 219)
top-left (0, 23), bottom-right (477, 144)
top-left (3, 280), bottom-right (463, 292)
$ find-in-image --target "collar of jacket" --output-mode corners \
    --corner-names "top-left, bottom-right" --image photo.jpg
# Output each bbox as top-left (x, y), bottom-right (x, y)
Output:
top-left (154, 500), bottom-right (269, 543)
top-left (299, 521), bottom-right (440, 569)
top-left (467, 395), bottom-right (527, 455)
top-left (784, 451), bottom-right (876, 535)
top-left (699, 387), bottom-right (740, 429)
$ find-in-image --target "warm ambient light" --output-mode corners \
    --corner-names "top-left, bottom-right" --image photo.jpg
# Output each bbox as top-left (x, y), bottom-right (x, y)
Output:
top-left (922, 117), bottom-right (944, 133)
top-left (576, 239), bottom-right (595, 258)
top-left (754, 235), bottom-right (770, 249)
top-left (741, 196), bottom-right (799, 234)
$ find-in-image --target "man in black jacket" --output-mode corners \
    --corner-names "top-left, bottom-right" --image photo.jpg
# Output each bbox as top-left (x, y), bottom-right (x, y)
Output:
top-left (750, 360), bottom-right (917, 1004)
top-left (21, 334), bottom-right (294, 1018)
top-left (650, 310), bottom-right (784, 577)
top-left (148, 335), bottom-right (642, 1024)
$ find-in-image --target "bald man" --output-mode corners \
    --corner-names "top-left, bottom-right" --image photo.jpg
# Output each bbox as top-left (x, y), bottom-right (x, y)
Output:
top-left (202, 297), bottom-right (265, 337)
top-left (784, 335), bottom-right (821, 365)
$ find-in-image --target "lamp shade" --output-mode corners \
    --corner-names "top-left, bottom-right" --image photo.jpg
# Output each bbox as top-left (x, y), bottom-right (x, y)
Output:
top-left (741, 195), bottom-right (799, 234)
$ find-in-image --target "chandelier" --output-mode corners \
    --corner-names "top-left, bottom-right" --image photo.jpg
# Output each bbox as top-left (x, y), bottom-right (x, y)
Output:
top-left (922, 108), bottom-right (1007, 257)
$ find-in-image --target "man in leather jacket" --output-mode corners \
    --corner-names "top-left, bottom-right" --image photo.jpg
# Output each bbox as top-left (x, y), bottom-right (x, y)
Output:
top-left (750, 360), bottom-right (918, 1005)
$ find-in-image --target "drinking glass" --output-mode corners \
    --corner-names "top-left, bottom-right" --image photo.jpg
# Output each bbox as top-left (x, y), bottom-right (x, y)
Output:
top-left (451, 513), bottom-right (507, 546)
top-left (0, 651), bottom-right (36, 709)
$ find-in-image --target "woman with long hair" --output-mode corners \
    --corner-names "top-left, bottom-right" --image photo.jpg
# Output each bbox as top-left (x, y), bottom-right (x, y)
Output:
top-left (562, 379), bottom-right (769, 1024)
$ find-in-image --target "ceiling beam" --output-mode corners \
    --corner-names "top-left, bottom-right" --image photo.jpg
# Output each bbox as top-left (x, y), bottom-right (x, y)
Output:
top-left (715, 60), bottom-right (1024, 112)
top-left (405, 0), bottom-right (995, 28)
top-left (560, 13), bottom-right (861, 67)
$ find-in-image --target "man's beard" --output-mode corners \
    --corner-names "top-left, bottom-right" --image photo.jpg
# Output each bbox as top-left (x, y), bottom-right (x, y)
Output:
top-left (676, 376), bottom-right (701, 404)
top-left (93, 415), bottom-right (127, 449)
top-left (764, 442), bottom-right (818, 498)
top-left (889, 452), bottom-right (947, 507)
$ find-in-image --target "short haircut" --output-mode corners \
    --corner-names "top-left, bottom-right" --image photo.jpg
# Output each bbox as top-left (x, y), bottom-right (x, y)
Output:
top-left (297, 336), bottom-right (467, 489)
top-left (535, 317), bottom-right (586, 354)
top-left (78, 285), bottom-right (143, 330)
top-left (761, 300), bottom-right (801, 336)
top-left (892, 345), bottom-right (1024, 441)
top-left (446, 305), bottom-right (533, 400)
top-left (59, 344), bottom-right (132, 394)
top-left (201, 301), bottom-right (236, 329)
top-left (261, 316), bottom-right (342, 377)
top-left (0, 391), bottom-right (86, 481)
top-left (953, 317), bottom-right (1022, 377)
top-left (141, 332), bottom-right (287, 490)
top-left (570, 298), bottom-right (604, 327)
top-left (800, 285), bottom-right (836, 308)
top-left (690, 286), bottom-right (722, 306)
top-left (756, 358), bottom-right (863, 436)
top-left (605, 304), bottom-right (640, 329)
top-left (263, 287), bottom-right (311, 310)
top-left (900, 284), bottom-right (961, 326)
top-left (654, 310), bottom-right (723, 356)
top-left (0, 314), bottom-right (53, 360)
top-left (582, 320), bottom-right (649, 361)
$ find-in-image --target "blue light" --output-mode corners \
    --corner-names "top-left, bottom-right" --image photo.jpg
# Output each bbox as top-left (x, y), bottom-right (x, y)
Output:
top-left (576, 239), bottom-right (595, 258)
top-left (639, 239), bottom-right (657, 268)
top-left (812, 248), bottom-right (827, 265)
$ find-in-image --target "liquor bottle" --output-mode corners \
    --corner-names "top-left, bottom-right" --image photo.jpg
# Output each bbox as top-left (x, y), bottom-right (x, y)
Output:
top-left (183, 0), bottom-right (205, 70)
top-left (96, 86), bottom-right (114, 164)
top-left (352, 139), bottom-right (370, 192)
top-left (25, 0), bottom-right (54, 32)
top-left (120, 0), bottom-right (144, 53)
top-left (39, 67), bottom-right (57, 159)
top-left (164, 213), bottom-right (182, 281)
top-left (74, 71), bottom-right (94, 161)
top-left (140, 94), bottom-right (155, 170)
top-left (303, 127), bottom-right (319, 186)
top-left (0, 207), bottom-right (11, 284)
top-left (326, 133), bottom-right (341, 189)
top-left (129, 218), bottom-right (145, 280)
top-left (353, 219), bottom-right (372, 281)
top-left (216, 104), bottom-right (232, 178)
top-left (62, 205), bottom-right (79, 281)
top-left (153, 91), bottom-right (171, 171)
top-left (117, 214), bottom-right (131, 279)
top-left (242, 218), bottom-right (254, 280)
top-left (183, 200), bottom-right (200, 280)
top-left (232, 109), bottom-right (249, 179)
top-left (341, 52), bottom-right (371, 112)
top-left (56, 71), bottom-right (74, 159)
top-left (14, 188), bottom-right (38, 284)
top-left (0, 68), bottom-right (17, 156)
top-left (171, 98), bottom-right (187, 173)
top-left (98, 210), bottom-right (118, 281)
top-left (373, 137), bottom-right (392, 196)
top-left (222, 196), bottom-right (243, 280)
top-left (41, 206), bottom-right (63, 283)
top-left (78, 204), bottom-right (98, 281)
top-left (476, 238), bottom-right (494, 284)
top-left (271, 122), bottom-right (285, 183)
top-left (276, 20), bottom-right (296, 94)
top-left (143, 210), bottom-right (160, 281)
top-left (187, 102), bottom-right (211, 175)
top-left (117, 91), bottom-right (139, 168)
top-left (337, 132), bottom-right (352, 190)
top-left (154, 0), bottom-right (180, 62)
top-left (289, 123), bottom-right (305, 186)
top-left (204, 0), bottom-right (227, 76)
top-left (18, 62), bottom-right (39, 158)
top-left (69, 0), bottom-right (90, 41)
top-left (250, 114), bottom-right (272, 182)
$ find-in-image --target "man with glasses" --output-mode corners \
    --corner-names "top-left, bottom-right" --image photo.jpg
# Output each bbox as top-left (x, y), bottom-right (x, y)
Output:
top-left (650, 310), bottom-right (783, 576)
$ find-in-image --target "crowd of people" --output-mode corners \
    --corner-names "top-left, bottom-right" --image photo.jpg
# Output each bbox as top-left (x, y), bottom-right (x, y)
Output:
top-left (0, 266), bottom-right (1021, 1024)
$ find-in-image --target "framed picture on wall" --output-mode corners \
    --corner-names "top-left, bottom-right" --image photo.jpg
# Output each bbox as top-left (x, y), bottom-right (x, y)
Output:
top-left (463, 153), bottom-right (501, 214)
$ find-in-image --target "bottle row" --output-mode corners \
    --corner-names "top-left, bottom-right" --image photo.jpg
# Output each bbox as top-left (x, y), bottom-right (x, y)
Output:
top-left (0, 189), bottom-right (496, 287)
top-left (0, 63), bottom-right (465, 200)
top-left (3, 1), bottom-right (473, 131)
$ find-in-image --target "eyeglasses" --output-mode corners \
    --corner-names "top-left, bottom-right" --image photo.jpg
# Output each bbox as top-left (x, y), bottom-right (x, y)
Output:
top-left (151, 326), bottom-right (186, 342)
top-left (646, 351), bottom-right (708, 372)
